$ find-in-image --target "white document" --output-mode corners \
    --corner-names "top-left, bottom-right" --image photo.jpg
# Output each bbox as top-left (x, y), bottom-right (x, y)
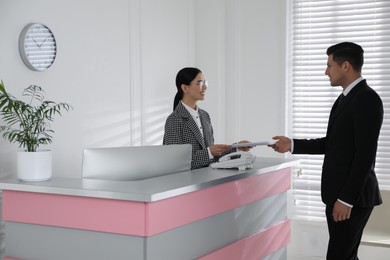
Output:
top-left (231, 140), bottom-right (276, 148)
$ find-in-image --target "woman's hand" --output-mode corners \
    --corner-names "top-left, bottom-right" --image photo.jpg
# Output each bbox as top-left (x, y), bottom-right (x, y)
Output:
top-left (236, 140), bottom-right (253, 151)
top-left (209, 144), bottom-right (232, 156)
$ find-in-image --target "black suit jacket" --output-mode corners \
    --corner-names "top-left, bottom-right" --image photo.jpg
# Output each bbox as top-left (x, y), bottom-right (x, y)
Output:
top-left (293, 80), bottom-right (383, 207)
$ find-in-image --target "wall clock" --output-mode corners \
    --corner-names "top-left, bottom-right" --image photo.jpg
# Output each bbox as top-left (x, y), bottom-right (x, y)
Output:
top-left (19, 23), bottom-right (57, 71)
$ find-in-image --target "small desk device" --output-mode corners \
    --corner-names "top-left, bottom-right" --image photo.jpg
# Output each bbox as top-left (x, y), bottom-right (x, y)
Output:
top-left (210, 151), bottom-right (256, 170)
top-left (82, 144), bottom-right (192, 181)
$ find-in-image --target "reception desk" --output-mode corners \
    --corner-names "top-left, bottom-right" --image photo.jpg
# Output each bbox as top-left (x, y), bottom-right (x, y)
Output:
top-left (0, 157), bottom-right (298, 260)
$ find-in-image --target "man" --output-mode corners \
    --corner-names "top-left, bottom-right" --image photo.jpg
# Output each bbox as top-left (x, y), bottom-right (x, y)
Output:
top-left (271, 42), bottom-right (383, 260)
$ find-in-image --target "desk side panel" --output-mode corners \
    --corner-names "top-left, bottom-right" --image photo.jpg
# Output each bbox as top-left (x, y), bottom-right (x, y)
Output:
top-left (146, 192), bottom-right (288, 260)
top-left (147, 168), bottom-right (291, 236)
top-left (198, 220), bottom-right (290, 260)
top-left (2, 191), bottom-right (146, 236)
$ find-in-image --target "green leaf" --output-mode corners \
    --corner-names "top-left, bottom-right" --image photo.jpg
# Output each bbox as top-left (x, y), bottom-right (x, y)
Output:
top-left (0, 82), bottom-right (72, 151)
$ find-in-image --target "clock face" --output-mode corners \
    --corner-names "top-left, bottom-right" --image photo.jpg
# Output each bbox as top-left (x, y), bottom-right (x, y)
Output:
top-left (19, 23), bottom-right (57, 71)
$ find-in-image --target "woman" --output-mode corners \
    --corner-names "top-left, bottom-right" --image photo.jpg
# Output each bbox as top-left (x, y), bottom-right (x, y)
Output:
top-left (163, 67), bottom-right (250, 169)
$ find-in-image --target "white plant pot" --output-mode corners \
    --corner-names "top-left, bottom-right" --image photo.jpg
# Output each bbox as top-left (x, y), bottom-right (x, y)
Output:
top-left (17, 150), bottom-right (52, 181)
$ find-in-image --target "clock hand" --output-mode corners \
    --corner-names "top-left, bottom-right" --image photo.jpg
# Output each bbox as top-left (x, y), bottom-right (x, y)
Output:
top-left (38, 37), bottom-right (49, 47)
top-left (32, 37), bottom-right (49, 48)
top-left (33, 38), bottom-right (40, 47)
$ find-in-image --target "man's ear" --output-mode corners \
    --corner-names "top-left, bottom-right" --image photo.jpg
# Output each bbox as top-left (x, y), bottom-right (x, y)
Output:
top-left (343, 60), bottom-right (350, 71)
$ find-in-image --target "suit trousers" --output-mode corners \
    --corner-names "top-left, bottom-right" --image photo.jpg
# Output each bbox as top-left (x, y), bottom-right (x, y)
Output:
top-left (325, 205), bottom-right (373, 260)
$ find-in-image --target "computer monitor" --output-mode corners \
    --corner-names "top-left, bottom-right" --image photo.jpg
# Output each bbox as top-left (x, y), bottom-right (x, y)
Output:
top-left (82, 144), bottom-right (192, 181)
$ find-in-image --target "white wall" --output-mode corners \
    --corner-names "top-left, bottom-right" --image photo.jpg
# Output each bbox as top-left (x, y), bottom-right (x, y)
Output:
top-left (195, 0), bottom-right (286, 159)
top-left (0, 0), bottom-right (133, 178)
top-left (0, 0), bottom-right (285, 179)
top-left (1, 1), bottom-right (387, 259)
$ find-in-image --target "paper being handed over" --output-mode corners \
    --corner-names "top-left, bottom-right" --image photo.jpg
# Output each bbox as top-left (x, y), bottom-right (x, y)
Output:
top-left (231, 140), bottom-right (276, 148)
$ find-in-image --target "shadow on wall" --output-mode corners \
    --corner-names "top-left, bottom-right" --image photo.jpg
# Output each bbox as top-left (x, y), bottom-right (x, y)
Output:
top-left (82, 97), bottom-right (171, 147)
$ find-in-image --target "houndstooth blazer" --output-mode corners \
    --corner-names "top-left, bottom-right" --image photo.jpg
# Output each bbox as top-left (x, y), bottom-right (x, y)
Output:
top-left (163, 102), bottom-right (217, 169)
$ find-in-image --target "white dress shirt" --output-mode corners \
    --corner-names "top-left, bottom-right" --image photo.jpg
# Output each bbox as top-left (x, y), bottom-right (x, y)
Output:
top-left (181, 101), bottom-right (213, 159)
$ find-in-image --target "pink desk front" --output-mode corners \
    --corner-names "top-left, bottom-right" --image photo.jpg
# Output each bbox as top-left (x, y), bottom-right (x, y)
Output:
top-left (0, 157), bottom-right (298, 260)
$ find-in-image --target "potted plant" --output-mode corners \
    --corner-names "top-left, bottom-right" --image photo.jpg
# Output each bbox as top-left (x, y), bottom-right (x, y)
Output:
top-left (0, 81), bottom-right (71, 181)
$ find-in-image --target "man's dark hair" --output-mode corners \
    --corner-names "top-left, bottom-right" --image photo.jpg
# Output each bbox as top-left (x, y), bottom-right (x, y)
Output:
top-left (326, 42), bottom-right (364, 72)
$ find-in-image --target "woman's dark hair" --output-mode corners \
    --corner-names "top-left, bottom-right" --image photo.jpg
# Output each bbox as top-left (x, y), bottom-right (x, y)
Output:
top-left (326, 42), bottom-right (364, 72)
top-left (173, 67), bottom-right (202, 110)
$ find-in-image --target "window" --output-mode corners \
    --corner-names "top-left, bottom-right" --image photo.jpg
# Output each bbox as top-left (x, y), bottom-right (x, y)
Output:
top-left (288, 0), bottom-right (390, 221)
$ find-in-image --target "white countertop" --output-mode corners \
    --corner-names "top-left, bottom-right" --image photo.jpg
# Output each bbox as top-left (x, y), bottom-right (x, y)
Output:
top-left (0, 157), bottom-right (299, 202)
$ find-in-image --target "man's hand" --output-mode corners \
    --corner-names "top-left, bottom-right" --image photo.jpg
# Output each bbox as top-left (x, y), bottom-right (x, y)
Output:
top-left (269, 136), bottom-right (292, 153)
top-left (332, 200), bottom-right (352, 222)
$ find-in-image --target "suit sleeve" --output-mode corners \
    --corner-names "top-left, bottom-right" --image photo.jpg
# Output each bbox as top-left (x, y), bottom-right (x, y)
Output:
top-left (293, 137), bottom-right (327, 154)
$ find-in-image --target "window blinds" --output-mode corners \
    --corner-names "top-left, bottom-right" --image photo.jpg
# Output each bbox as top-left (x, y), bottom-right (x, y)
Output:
top-left (288, 0), bottom-right (390, 221)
